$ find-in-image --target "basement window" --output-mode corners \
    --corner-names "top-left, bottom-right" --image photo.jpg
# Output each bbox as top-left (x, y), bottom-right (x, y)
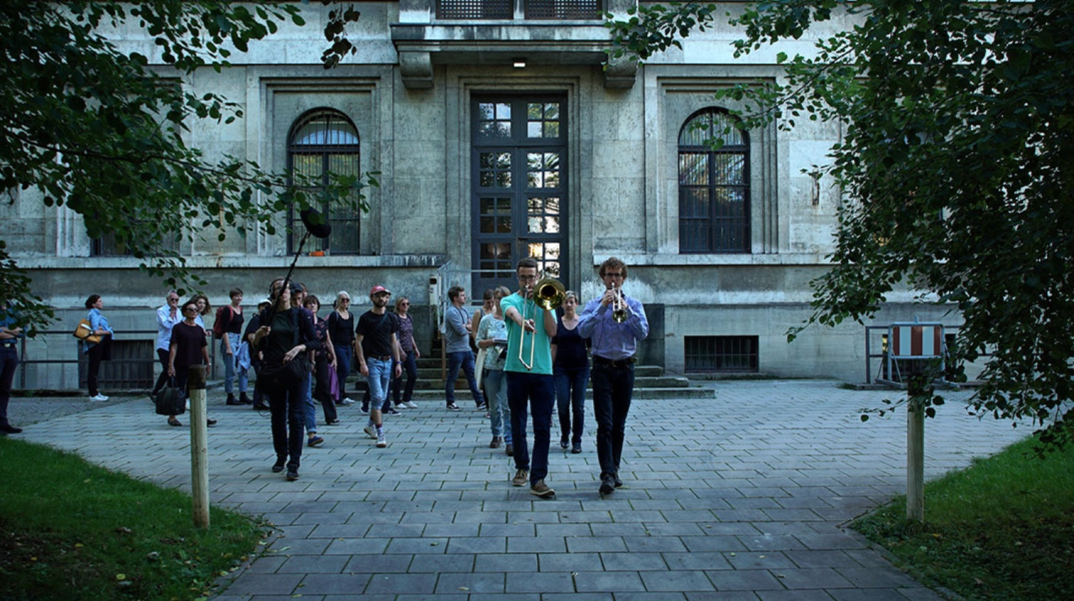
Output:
top-left (685, 335), bottom-right (758, 373)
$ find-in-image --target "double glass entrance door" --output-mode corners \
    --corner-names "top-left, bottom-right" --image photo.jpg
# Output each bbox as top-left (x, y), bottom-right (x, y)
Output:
top-left (470, 94), bottom-right (568, 295)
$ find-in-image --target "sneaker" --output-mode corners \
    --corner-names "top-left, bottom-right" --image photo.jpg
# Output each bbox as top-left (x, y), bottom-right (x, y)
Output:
top-left (530, 479), bottom-right (555, 498)
top-left (511, 469), bottom-right (529, 487)
top-left (286, 469), bottom-right (300, 481)
top-left (475, 402), bottom-right (488, 411)
top-left (206, 418), bottom-right (218, 427)
top-left (89, 394), bottom-right (109, 402)
top-left (614, 475), bottom-right (624, 488)
top-left (376, 433), bottom-right (388, 448)
top-left (271, 459), bottom-right (285, 473)
top-left (393, 403), bottom-right (408, 411)
top-left (505, 444), bottom-right (513, 457)
top-left (384, 407), bottom-right (401, 415)
top-left (307, 436), bottom-right (325, 448)
top-left (339, 398), bottom-right (355, 406)
top-left (599, 474), bottom-right (615, 495)
top-left (363, 425), bottom-right (377, 439)
top-left (571, 442), bottom-right (582, 454)
top-left (559, 438), bottom-right (569, 450)
top-left (404, 401), bottom-right (418, 409)
top-left (446, 403), bottom-right (462, 411)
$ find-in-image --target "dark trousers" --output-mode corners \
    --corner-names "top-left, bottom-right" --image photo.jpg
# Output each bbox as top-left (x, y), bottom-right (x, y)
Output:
top-left (311, 355), bottom-right (338, 424)
top-left (590, 362), bottom-right (635, 477)
top-left (333, 344), bottom-right (352, 398)
top-left (392, 349), bottom-right (418, 405)
top-left (85, 336), bottom-right (112, 396)
top-left (268, 381), bottom-right (306, 471)
top-left (151, 348), bottom-right (170, 394)
top-left (554, 364), bottom-right (590, 444)
top-left (446, 350), bottom-right (484, 407)
top-left (0, 346), bottom-right (18, 426)
top-left (506, 371), bottom-right (555, 484)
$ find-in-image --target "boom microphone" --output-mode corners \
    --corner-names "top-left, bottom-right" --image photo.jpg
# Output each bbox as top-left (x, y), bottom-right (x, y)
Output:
top-left (300, 207), bottom-right (333, 239)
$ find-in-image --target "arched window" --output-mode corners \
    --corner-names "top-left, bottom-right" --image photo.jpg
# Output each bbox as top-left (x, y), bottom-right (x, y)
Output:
top-left (678, 109), bottom-right (750, 253)
top-left (288, 109), bottom-right (361, 254)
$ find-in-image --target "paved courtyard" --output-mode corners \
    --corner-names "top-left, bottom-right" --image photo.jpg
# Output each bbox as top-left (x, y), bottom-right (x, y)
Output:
top-left (15, 380), bottom-right (1029, 600)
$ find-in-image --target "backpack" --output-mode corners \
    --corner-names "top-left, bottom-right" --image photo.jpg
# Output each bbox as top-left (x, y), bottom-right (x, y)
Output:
top-left (212, 305), bottom-right (230, 340)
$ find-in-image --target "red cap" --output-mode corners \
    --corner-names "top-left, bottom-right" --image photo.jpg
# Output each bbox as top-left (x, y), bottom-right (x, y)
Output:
top-left (370, 285), bottom-right (391, 298)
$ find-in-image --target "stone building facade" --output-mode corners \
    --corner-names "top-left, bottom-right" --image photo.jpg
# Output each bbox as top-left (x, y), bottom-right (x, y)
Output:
top-left (3, 1), bottom-right (963, 389)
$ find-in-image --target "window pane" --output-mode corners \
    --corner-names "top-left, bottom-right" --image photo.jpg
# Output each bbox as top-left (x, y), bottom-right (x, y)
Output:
top-left (679, 153), bottom-right (708, 186)
top-left (713, 153), bottom-right (745, 185)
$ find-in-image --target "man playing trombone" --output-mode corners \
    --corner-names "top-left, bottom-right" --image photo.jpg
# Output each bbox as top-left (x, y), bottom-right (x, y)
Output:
top-left (577, 257), bottom-right (649, 495)
top-left (501, 258), bottom-right (559, 498)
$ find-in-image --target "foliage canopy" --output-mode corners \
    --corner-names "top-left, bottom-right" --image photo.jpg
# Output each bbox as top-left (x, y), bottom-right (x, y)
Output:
top-left (609, 0), bottom-right (1074, 447)
top-left (0, 1), bottom-right (366, 329)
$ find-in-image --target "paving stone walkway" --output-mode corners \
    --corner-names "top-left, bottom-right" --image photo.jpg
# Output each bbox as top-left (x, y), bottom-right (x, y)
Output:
top-left (17, 380), bottom-right (1029, 600)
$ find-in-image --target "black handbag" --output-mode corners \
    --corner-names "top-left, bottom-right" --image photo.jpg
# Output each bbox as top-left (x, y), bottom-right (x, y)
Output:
top-left (154, 379), bottom-right (185, 416)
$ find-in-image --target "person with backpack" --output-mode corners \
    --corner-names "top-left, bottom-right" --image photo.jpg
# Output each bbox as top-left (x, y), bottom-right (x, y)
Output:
top-left (215, 288), bottom-right (250, 405)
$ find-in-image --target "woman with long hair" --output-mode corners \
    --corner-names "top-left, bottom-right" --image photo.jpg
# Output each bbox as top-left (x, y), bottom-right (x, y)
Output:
top-left (252, 278), bottom-right (321, 482)
top-left (167, 299), bottom-right (217, 428)
top-left (83, 294), bottom-right (114, 402)
top-left (552, 290), bottom-right (590, 454)
top-left (303, 294), bottom-right (339, 426)
top-left (391, 295), bottom-right (420, 410)
top-left (326, 291), bottom-right (355, 406)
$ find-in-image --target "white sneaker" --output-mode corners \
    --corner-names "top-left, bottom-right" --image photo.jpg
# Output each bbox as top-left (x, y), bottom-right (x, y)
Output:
top-left (393, 403), bottom-right (407, 411)
top-left (88, 394), bottom-right (109, 402)
top-left (376, 433), bottom-right (387, 448)
top-left (339, 398), bottom-right (354, 406)
top-left (404, 401), bottom-right (418, 409)
top-left (363, 425), bottom-right (377, 439)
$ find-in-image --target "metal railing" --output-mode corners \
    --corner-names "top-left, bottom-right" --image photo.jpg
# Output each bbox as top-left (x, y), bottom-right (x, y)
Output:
top-left (436, 0), bottom-right (603, 20)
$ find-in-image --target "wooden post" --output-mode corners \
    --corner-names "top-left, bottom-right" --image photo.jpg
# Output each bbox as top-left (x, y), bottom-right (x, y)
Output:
top-left (188, 365), bottom-right (210, 529)
top-left (906, 391), bottom-right (925, 523)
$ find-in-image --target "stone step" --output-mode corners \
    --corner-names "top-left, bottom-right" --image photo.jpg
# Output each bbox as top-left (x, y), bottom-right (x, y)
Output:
top-left (403, 385), bottom-right (714, 402)
top-left (403, 365), bottom-right (665, 379)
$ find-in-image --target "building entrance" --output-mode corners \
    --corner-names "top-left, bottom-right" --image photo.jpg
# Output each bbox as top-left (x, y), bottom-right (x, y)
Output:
top-left (470, 94), bottom-right (568, 294)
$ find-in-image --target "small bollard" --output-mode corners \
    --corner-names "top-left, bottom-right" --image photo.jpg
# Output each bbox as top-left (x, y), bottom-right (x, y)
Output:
top-left (188, 365), bottom-right (210, 529)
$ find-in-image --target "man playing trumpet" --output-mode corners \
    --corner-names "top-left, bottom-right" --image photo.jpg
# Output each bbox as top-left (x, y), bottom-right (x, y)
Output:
top-left (502, 258), bottom-right (559, 498)
top-left (577, 257), bottom-right (649, 495)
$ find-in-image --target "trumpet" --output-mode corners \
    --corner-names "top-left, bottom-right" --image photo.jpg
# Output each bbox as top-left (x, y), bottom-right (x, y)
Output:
top-left (519, 276), bottom-right (565, 370)
top-left (611, 283), bottom-right (628, 323)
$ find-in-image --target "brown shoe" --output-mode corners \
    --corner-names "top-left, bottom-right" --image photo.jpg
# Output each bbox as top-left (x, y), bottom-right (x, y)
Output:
top-left (505, 444), bottom-right (513, 457)
top-left (530, 479), bottom-right (555, 498)
top-left (490, 436), bottom-right (502, 449)
top-left (511, 469), bottom-right (528, 487)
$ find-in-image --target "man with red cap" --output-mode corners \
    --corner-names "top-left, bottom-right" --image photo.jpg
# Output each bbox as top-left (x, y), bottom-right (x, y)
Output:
top-left (354, 285), bottom-right (402, 448)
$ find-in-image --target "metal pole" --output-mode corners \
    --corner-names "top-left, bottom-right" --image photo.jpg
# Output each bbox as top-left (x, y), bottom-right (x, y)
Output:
top-left (188, 365), bottom-right (210, 529)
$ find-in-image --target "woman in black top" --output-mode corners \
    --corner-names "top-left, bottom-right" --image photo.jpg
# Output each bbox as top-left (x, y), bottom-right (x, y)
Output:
top-left (167, 299), bottom-right (217, 428)
top-left (253, 278), bottom-right (321, 482)
top-left (326, 291), bottom-right (355, 405)
top-left (551, 291), bottom-right (590, 454)
top-left (304, 295), bottom-right (339, 426)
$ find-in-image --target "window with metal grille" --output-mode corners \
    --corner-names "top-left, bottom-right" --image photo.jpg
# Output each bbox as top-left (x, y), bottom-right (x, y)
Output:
top-left (437, 0), bottom-right (512, 19)
top-left (287, 109), bottom-right (361, 255)
top-left (678, 108), bottom-right (750, 253)
top-left (79, 338), bottom-right (155, 389)
top-left (684, 335), bottom-right (759, 373)
top-left (526, 0), bottom-right (603, 19)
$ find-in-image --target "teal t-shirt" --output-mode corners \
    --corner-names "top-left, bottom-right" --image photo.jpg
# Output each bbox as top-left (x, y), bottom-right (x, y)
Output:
top-left (501, 292), bottom-right (553, 375)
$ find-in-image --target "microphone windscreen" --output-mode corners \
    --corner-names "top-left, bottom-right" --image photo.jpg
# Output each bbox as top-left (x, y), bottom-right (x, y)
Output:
top-left (300, 207), bottom-right (333, 239)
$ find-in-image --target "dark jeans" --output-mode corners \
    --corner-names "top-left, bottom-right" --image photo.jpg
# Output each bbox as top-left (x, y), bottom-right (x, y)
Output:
top-left (506, 371), bottom-right (555, 484)
top-left (0, 346), bottom-right (18, 426)
top-left (312, 355), bottom-right (338, 424)
top-left (151, 348), bottom-right (170, 395)
top-left (85, 336), bottom-right (112, 396)
top-left (590, 362), bottom-right (635, 477)
top-left (392, 349), bottom-right (418, 405)
top-left (554, 364), bottom-right (590, 444)
top-left (268, 380), bottom-right (306, 471)
top-left (446, 350), bottom-right (484, 407)
top-left (333, 344), bottom-right (352, 398)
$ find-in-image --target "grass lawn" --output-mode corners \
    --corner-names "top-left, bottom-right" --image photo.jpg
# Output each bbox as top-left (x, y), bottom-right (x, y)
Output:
top-left (853, 436), bottom-right (1074, 601)
top-left (0, 437), bottom-right (268, 601)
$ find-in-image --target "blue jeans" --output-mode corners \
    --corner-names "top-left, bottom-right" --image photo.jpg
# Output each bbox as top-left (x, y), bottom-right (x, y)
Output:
top-left (302, 372), bottom-right (316, 435)
top-left (506, 371), bottom-right (554, 484)
top-left (222, 333), bottom-right (248, 394)
top-left (333, 344), bottom-right (352, 398)
top-left (392, 349), bottom-right (418, 405)
top-left (446, 350), bottom-right (484, 407)
top-left (590, 362), bottom-right (635, 477)
top-left (367, 357), bottom-right (392, 411)
top-left (484, 368), bottom-right (511, 443)
top-left (554, 364), bottom-right (590, 444)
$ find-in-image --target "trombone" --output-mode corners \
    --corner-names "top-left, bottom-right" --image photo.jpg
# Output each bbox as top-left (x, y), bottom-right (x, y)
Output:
top-left (519, 276), bottom-right (565, 370)
top-left (611, 283), bottom-right (629, 323)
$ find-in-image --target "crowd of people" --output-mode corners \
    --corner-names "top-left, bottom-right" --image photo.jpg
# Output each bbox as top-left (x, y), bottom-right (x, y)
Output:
top-left (1, 256), bottom-right (648, 495)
